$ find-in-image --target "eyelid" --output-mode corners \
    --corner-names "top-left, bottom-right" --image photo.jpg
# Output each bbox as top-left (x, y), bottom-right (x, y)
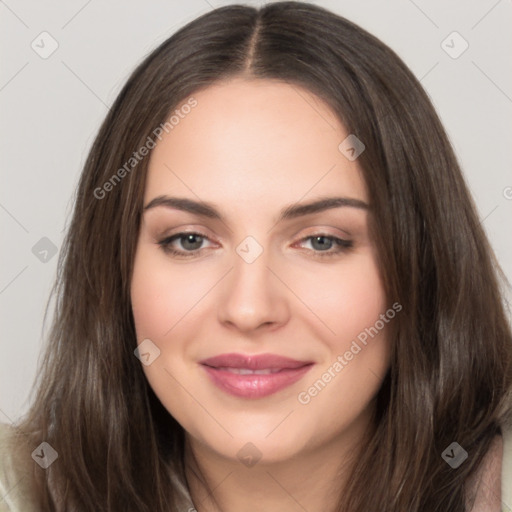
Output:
top-left (291, 233), bottom-right (353, 255)
top-left (157, 229), bottom-right (216, 250)
top-left (291, 224), bottom-right (352, 240)
top-left (157, 229), bottom-right (353, 259)
top-left (156, 225), bottom-right (216, 243)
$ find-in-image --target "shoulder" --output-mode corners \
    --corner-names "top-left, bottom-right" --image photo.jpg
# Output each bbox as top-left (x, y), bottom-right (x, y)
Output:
top-left (0, 422), bottom-right (40, 512)
top-left (466, 421), bottom-right (512, 512)
top-left (0, 422), bottom-right (195, 511)
top-left (502, 420), bottom-right (512, 511)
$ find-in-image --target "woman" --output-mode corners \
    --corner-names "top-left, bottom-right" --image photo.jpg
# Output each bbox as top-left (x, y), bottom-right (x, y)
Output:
top-left (1, 2), bottom-right (511, 511)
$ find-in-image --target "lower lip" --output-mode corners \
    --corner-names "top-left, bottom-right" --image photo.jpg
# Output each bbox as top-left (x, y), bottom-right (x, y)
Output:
top-left (201, 364), bottom-right (313, 399)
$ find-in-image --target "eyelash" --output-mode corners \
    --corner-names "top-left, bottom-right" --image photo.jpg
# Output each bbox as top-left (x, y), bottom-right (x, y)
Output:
top-left (157, 231), bottom-right (353, 259)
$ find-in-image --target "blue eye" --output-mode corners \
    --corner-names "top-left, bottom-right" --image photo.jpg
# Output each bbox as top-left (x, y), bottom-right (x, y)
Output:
top-left (157, 232), bottom-right (353, 259)
top-left (297, 235), bottom-right (353, 257)
top-left (158, 232), bottom-right (210, 257)
top-left (172, 233), bottom-right (204, 251)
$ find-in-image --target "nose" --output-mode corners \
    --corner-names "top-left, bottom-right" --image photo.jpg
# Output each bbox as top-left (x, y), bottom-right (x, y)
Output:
top-left (217, 245), bottom-right (290, 334)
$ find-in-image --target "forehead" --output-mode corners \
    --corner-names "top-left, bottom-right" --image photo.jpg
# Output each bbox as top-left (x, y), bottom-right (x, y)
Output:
top-left (145, 78), bottom-right (368, 210)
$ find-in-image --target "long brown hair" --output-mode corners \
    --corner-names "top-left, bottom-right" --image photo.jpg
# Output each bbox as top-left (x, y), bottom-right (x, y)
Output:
top-left (14, 2), bottom-right (512, 510)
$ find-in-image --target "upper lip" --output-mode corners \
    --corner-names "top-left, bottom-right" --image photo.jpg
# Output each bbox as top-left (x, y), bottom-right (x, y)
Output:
top-left (200, 353), bottom-right (313, 370)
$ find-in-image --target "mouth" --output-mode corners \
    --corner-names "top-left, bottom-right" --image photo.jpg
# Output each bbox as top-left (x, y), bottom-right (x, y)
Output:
top-left (199, 353), bottom-right (314, 399)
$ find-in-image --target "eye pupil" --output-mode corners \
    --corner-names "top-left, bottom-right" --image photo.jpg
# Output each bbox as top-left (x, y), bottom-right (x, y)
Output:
top-left (182, 234), bottom-right (203, 250)
top-left (311, 236), bottom-right (332, 251)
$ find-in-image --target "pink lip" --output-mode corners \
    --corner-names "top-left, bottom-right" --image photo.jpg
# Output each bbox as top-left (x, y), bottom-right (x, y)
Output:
top-left (200, 353), bottom-right (314, 399)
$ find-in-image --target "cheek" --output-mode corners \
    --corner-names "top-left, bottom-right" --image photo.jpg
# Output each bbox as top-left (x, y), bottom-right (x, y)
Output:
top-left (130, 240), bottom-right (392, 453)
top-left (131, 244), bottom-right (388, 359)
top-left (298, 261), bottom-right (391, 417)
top-left (130, 246), bottom-right (212, 341)
top-left (290, 251), bottom-right (390, 407)
top-left (290, 250), bottom-right (387, 349)
top-left (131, 263), bottom-right (175, 341)
top-left (130, 246), bottom-right (203, 427)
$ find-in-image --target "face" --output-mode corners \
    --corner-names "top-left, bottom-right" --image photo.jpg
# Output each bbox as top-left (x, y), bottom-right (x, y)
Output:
top-left (131, 78), bottom-right (392, 465)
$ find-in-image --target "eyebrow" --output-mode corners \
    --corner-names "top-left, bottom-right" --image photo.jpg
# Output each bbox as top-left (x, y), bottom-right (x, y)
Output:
top-left (143, 195), bottom-right (369, 223)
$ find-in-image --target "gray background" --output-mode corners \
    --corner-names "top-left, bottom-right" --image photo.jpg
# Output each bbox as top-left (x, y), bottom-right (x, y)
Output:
top-left (1, 0), bottom-right (511, 424)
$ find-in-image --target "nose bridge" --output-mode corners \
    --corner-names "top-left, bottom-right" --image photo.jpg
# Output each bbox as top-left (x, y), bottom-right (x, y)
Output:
top-left (230, 236), bottom-right (273, 302)
top-left (217, 236), bottom-right (289, 331)
top-left (233, 241), bottom-right (269, 287)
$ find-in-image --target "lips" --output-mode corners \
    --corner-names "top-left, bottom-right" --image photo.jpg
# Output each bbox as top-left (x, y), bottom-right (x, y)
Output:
top-left (199, 353), bottom-right (314, 399)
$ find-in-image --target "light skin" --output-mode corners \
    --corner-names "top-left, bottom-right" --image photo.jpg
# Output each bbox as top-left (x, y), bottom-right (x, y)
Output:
top-left (130, 77), bottom-right (393, 512)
